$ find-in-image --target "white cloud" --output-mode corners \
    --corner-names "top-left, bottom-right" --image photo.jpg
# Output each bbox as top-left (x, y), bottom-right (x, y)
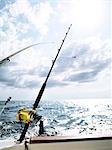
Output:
top-left (0, 36), bottom-right (111, 90)
top-left (0, 0), bottom-right (111, 100)
top-left (17, 22), bottom-right (30, 33)
top-left (0, 16), bottom-right (3, 27)
top-left (27, 2), bottom-right (53, 35)
top-left (54, 37), bottom-right (111, 83)
top-left (9, 0), bottom-right (53, 35)
top-left (9, 0), bottom-right (30, 17)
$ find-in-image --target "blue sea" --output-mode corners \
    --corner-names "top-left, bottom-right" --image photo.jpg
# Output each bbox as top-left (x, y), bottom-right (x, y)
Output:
top-left (0, 99), bottom-right (112, 149)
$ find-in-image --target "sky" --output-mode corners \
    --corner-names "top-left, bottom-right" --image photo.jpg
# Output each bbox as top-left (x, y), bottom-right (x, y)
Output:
top-left (0, 0), bottom-right (111, 101)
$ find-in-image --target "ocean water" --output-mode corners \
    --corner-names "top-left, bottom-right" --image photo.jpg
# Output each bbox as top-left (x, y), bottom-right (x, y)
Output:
top-left (0, 99), bottom-right (112, 149)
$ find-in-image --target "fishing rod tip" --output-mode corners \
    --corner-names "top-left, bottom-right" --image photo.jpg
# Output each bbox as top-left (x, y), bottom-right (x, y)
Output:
top-left (68, 24), bottom-right (72, 29)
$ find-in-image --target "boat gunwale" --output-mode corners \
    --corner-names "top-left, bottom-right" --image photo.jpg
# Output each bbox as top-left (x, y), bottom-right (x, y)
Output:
top-left (30, 136), bottom-right (112, 144)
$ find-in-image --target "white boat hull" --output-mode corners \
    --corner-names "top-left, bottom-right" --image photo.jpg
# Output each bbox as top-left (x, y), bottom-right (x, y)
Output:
top-left (1, 136), bottom-right (112, 150)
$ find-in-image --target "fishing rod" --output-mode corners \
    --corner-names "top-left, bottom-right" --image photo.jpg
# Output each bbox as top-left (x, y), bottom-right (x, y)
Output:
top-left (17, 24), bottom-right (72, 143)
top-left (0, 42), bottom-right (52, 65)
top-left (0, 97), bottom-right (11, 116)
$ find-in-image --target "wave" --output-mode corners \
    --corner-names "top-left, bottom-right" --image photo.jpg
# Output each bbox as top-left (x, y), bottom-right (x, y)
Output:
top-left (0, 99), bottom-right (112, 149)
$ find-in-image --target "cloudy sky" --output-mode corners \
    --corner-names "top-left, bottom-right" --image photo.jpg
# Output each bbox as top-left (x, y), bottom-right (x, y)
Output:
top-left (0, 0), bottom-right (111, 101)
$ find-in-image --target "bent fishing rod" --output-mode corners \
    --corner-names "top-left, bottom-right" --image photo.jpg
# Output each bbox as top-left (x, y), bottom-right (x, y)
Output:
top-left (0, 42), bottom-right (51, 65)
top-left (17, 24), bottom-right (72, 143)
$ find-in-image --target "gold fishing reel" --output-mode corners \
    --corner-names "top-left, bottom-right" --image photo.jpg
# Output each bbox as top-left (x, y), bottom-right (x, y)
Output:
top-left (16, 108), bottom-right (36, 123)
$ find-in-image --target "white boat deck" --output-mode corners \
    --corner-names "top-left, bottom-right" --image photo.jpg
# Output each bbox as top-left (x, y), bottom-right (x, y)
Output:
top-left (1, 136), bottom-right (112, 150)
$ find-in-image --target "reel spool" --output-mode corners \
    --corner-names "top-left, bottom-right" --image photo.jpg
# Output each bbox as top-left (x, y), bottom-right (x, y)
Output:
top-left (16, 108), bottom-right (34, 123)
